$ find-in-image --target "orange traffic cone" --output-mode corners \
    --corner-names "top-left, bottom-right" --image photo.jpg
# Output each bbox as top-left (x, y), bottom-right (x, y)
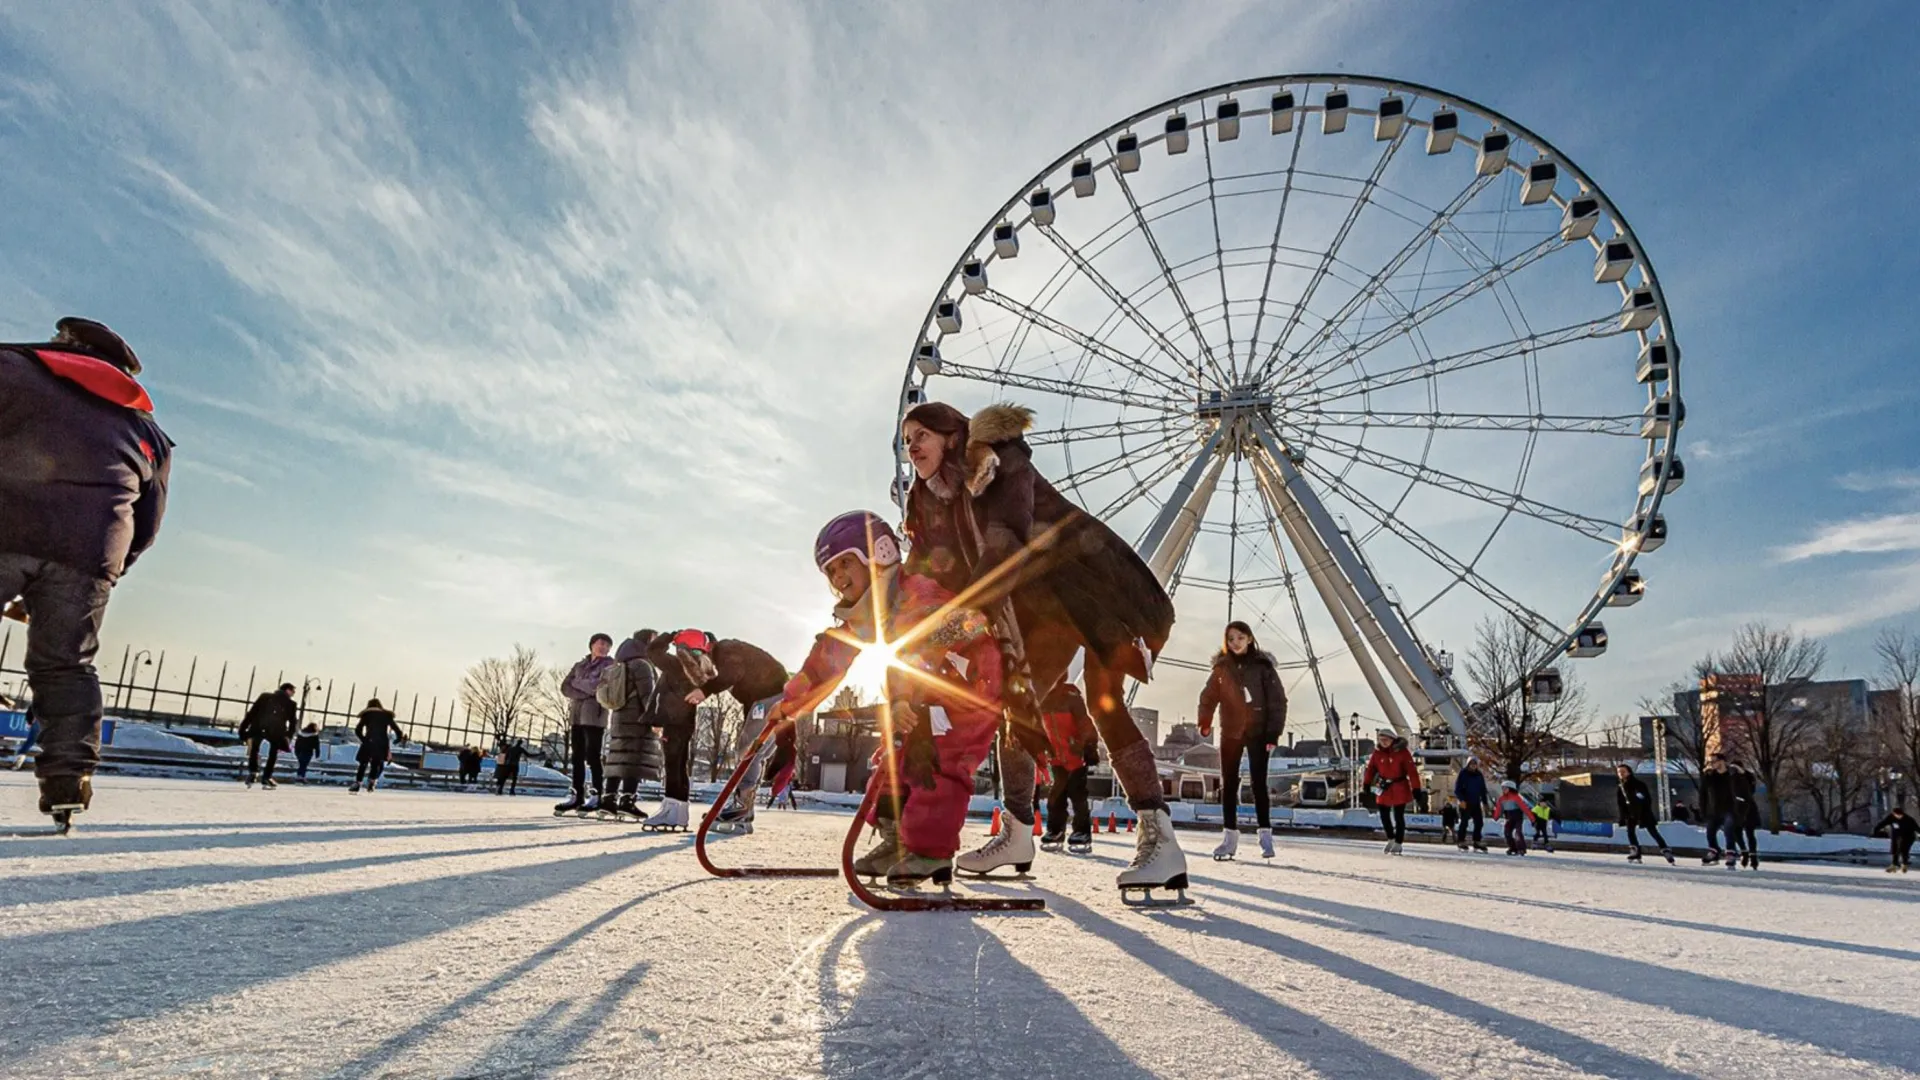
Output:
top-left (989, 806), bottom-right (1003, 836)
top-left (1106, 812), bottom-right (1117, 833)
top-left (1033, 814), bottom-right (1045, 836)
top-left (1126, 816), bottom-right (1135, 833)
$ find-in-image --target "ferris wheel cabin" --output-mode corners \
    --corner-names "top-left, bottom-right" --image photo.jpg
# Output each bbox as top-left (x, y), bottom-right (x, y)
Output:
top-left (1524, 669), bottom-right (1566, 705)
top-left (1639, 455), bottom-right (1685, 496)
top-left (992, 222), bottom-right (1019, 259)
top-left (1606, 568), bottom-right (1647, 607)
top-left (1561, 195), bottom-right (1600, 241)
top-left (1567, 623), bottom-right (1609, 659)
top-left (1269, 90), bottom-right (1296, 133)
top-left (960, 259), bottom-right (987, 295)
top-left (1070, 158), bottom-right (1096, 197)
top-left (1426, 108), bottom-right (1458, 154)
top-left (1626, 513), bottom-right (1668, 553)
top-left (913, 343), bottom-right (942, 377)
top-left (935, 300), bottom-right (962, 335)
top-left (1322, 88), bottom-right (1349, 134)
top-left (1028, 187), bottom-right (1056, 225)
top-left (1164, 112), bottom-right (1190, 154)
top-left (1475, 130), bottom-right (1510, 176)
top-left (1215, 97), bottom-right (1241, 140)
top-left (1637, 337), bottom-right (1675, 384)
top-left (1595, 239), bottom-right (1635, 284)
top-left (1113, 133), bottom-right (1141, 174)
top-left (1374, 94), bottom-right (1406, 140)
top-left (1641, 393), bottom-right (1684, 439)
top-left (1521, 159), bottom-right (1558, 205)
top-left (1621, 286), bottom-right (1660, 331)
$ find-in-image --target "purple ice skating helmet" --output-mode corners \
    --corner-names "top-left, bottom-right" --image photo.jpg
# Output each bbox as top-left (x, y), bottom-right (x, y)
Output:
top-left (814, 511), bottom-right (901, 573)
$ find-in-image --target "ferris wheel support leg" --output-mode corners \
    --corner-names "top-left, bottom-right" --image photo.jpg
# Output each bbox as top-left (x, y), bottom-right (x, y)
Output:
top-left (1252, 424), bottom-right (1470, 743)
top-left (1135, 427), bottom-right (1228, 584)
top-left (1249, 453), bottom-right (1413, 738)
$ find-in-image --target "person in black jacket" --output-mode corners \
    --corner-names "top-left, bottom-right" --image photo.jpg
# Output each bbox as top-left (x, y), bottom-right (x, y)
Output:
top-left (680, 634), bottom-right (791, 831)
top-left (1697, 753), bottom-right (1744, 865)
top-left (1452, 757), bottom-right (1491, 852)
top-left (1198, 621), bottom-right (1288, 861)
top-left (1873, 807), bottom-right (1915, 873)
top-left (0, 318), bottom-right (171, 828)
top-left (1730, 762), bottom-right (1762, 869)
top-left (351, 699), bottom-right (405, 793)
top-left (237, 683), bottom-right (297, 789)
top-left (1614, 764), bottom-right (1674, 863)
top-left (293, 723), bottom-right (322, 781)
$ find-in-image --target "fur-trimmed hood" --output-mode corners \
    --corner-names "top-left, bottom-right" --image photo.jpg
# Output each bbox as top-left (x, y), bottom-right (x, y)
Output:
top-left (964, 402), bottom-right (1034, 496)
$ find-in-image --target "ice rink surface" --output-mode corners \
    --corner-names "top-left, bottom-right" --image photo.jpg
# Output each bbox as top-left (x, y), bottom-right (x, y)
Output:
top-left (1, 774), bottom-right (1915, 1079)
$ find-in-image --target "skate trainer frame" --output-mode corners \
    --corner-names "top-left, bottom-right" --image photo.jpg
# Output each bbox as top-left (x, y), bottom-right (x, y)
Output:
top-left (696, 716), bottom-right (1043, 912)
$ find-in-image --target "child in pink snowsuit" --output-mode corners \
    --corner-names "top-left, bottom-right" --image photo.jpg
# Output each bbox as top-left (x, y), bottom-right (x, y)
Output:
top-left (766, 511), bottom-right (1006, 884)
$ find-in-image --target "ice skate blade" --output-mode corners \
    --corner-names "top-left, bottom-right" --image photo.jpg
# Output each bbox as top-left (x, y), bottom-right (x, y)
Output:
top-left (1068, 844), bottom-right (1093, 856)
top-left (1212, 853), bottom-right (1235, 862)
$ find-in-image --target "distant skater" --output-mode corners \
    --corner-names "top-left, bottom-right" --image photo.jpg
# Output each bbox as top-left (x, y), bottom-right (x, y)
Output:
top-left (1453, 757), bottom-right (1490, 852)
top-left (1495, 781), bottom-right (1531, 855)
top-left (1874, 806), bottom-right (1915, 873)
top-left (1614, 765), bottom-right (1673, 864)
top-left (351, 699), bottom-right (405, 793)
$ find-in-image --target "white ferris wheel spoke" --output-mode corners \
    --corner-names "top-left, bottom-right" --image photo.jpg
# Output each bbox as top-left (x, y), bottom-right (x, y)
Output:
top-left (1299, 315), bottom-right (1623, 408)
top-left (1034, 224), bottom-right (1204, 386)
top-left (1026, 415), bottom-right (1192, 448)
top-left (1109, 159), bottom-right (1234, 391)
top-left (1303, 410), bottom-right (1642, 436)
top-left (935, 362), bottom-right (1187, 414)
top-left (974, 289), bottom-right (1192, 398)
top-left (1241, 119), bottom-right (1309, 380)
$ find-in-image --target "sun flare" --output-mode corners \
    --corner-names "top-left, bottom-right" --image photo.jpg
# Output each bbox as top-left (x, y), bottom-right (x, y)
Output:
top-left (843, 639), bottom-right (901, 701)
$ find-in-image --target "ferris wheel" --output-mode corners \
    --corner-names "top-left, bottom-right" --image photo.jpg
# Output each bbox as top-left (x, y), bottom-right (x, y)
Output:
top-left (893, 75), bottom-right (1683, 746)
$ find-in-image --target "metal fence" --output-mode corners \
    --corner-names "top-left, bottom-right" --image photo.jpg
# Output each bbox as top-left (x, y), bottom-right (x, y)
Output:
top-left (0, 627), bottom-right (567, 757)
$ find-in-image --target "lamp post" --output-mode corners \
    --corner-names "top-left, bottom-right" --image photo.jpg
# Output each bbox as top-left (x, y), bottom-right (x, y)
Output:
top-left (1349, 712), bottom-right (1361, 811)
top-left (119, 650), bottom-right (153, 712)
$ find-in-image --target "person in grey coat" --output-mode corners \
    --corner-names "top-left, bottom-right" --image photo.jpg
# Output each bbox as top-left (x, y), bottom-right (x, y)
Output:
top-left (601, 631), bottom-right (662, 819)
top-left (556, 633), bottom-right (614, 813)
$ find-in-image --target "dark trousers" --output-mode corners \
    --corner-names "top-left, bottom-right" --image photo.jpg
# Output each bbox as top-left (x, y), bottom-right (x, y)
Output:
top-left (1895, 835), bottom-right (1914, 867)
top-left (663, 725), bottom-right (692, 801)
top-left (246, 738), bottom-right (280, 783)
top-left (569, 725), bottom-right (605, 795)
top-left (354, 756), bottom-right (387, 786)
top-left (1707, 812), bottom-right (1745, 852)
top-left (494, 766), bottom-right (517, 795)
top-left (1504, 810), bottom-right (1528, 852)
top-left (1459, 804), bottom-right (1485, 843)
top-left (1046, 764), bottom-right (1091, 836)
top-left (0, 554), bottom-right (113, 781)
top-left (1220, 729), bottom-right (1271, 830)
top-left (1625, 820), bottom-right (1667, 849)
top-left (294, 745), bottom-right (315, 778)
top-left (608, 774), bottom-right (639, 796)
top-left (1378, 803), bottom-right (1406, 843)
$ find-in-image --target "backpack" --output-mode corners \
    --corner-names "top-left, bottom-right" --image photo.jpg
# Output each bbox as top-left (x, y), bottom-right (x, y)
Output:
top-left (596, 661), bottom-right (630, 711)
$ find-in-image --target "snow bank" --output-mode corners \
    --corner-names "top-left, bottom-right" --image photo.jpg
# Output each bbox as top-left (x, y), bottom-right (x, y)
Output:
top-left (105, 723), bottom-right (243, 757)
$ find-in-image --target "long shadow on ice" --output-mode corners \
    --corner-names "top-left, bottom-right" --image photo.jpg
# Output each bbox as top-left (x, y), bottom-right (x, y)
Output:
top-left (1209, 876), bottom-right (1916, 1072)
top-left (0, 843), bottom-right (674, 1059)
top-left (1043, 895), bottom-right (1433, 1080)
top-left (0, 819), bottom-right (566, 859)
top-left (8, 832), bottom-right (653, 905)
top-left (1196, 902), bottom-right (1694, 1078)
top-left (817, 910), bottom-right (1160, 1080)
top-left (1259, 862), bottom-right (1920, 961)
top-left (325, 881), bottom-right (692, 1078)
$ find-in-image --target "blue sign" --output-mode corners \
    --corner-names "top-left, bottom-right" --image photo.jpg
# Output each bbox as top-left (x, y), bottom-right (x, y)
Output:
top-left (0, 710), bottom-right (27, 739)
top-left (1553, 820), bottom-right (1614, 837)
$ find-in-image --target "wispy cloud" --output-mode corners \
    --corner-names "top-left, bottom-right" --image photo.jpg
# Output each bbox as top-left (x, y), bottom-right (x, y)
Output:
top-left (1776, 512), bottom-right (1920, 561)
top-left (1836, 468), bottom-right (1920, 493)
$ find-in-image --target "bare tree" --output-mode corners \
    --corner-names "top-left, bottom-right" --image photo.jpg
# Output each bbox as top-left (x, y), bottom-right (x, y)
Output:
top-left (694, 693), bottom-right (745, 782)
top-left (528, 664), bottom-right (572, 748)
top-left (1875, 626), bottom-right (1920, 811)
top-left (1717, 621), bottom-right (1826, 832)
top-left (459, 645), bottom-right (544, 745)
top-left (1785, 698), bottom-right (1875, 832)
top-left (1463, 615), bottom-right (1593, 784)
top-left (1635, 655), bottom-right (1717, 792)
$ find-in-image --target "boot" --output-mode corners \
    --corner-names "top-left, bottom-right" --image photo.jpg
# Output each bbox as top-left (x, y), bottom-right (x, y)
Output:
top-left (1039, 827), bottom-right (1066, 851)
top-left (956, 815), bottom-right (1036, 875)
top-left (1701, 848), bottom-right (1721, 865)
top-left (1889, 864), bottom-right (1901, 874)
top-left (852, 819), bottom-right (902, 878)
top-left (886, 852), bottom-right (953, 887)
top-left (1212, 828), bottom-right (1239, 862)
top-left (261, 778), bottom-right (277, 790)
top-left (39, 774), bottom-right (92, 816)
top-left (1661, 848), bottom-right (1676, 864)
top-left (1116, 808), bottom-right (1188, 891)
top-left (1067, 830), bottom-right (1093, 854)
top-left (615, 792), bottom-right (641, 818)
top-left (642, 798), bottom-right (687, 830)
top-left (1627, 845), bottom-right (1642, 863)
top-left (1258, 828), bottom-right (1275, 859)
top-left (580, 791), bottom-right (602, 814)
top-left (554, 789), bottom-right (585, 815)
top-left (349, 782), bottom-right (361, 794)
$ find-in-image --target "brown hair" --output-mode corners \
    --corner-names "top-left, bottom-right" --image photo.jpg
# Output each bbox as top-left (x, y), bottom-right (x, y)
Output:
top-left (903, 401), bottom-right (971, 493)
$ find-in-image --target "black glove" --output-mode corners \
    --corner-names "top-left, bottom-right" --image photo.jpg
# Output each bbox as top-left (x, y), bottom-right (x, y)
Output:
top-left (904, 728), bottom-right (938, 791)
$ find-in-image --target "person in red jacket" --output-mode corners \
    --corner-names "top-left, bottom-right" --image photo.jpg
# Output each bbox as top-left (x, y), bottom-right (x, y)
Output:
top-left (1494, 780), bottom-right (1533, 855)
top-left (1040, 682), bottom-right (1098, 853)
top-left (762, 511), bottom-right (1006, 885)
top-left (1362, 729), bottom-right (1420, 855)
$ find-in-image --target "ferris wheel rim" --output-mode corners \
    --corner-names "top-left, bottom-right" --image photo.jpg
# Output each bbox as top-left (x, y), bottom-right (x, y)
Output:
top-left (895, 73), bottom-right (1683, 705)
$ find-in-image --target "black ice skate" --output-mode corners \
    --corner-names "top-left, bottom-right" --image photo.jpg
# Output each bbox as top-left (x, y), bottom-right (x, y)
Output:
top-left (39, 775), bottom-right (92, 835)
top-left (1067, 832), bottom-right (1094, 855)
top-left (1039, 829), bottom-right (1066, 853)
top-left (1661, 848), bottom-right (1676, 864)
top-left (1627, 846), bottom-right (1643, 863)
top-left (1701, 848), bottom-right (1721, 865)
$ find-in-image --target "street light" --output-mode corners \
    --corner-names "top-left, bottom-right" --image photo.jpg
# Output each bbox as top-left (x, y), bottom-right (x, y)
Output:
top-left (117, 650), bottom-right (153, 711)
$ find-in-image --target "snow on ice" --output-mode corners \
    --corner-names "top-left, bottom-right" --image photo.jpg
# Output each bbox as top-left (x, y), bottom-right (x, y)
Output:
top-left (1, 774), bottom-right (1916, 1078)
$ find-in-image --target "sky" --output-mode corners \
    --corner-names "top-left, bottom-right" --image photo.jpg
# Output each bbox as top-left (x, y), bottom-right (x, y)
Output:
top-left (2, 1), bottom-right (1918, 735)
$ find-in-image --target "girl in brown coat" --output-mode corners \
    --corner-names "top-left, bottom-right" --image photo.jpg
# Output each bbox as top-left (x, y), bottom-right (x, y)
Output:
top-left (900, 400), bottom-right (1186, 893)
top-left (1197, 621), bottom-right (1287, 860)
